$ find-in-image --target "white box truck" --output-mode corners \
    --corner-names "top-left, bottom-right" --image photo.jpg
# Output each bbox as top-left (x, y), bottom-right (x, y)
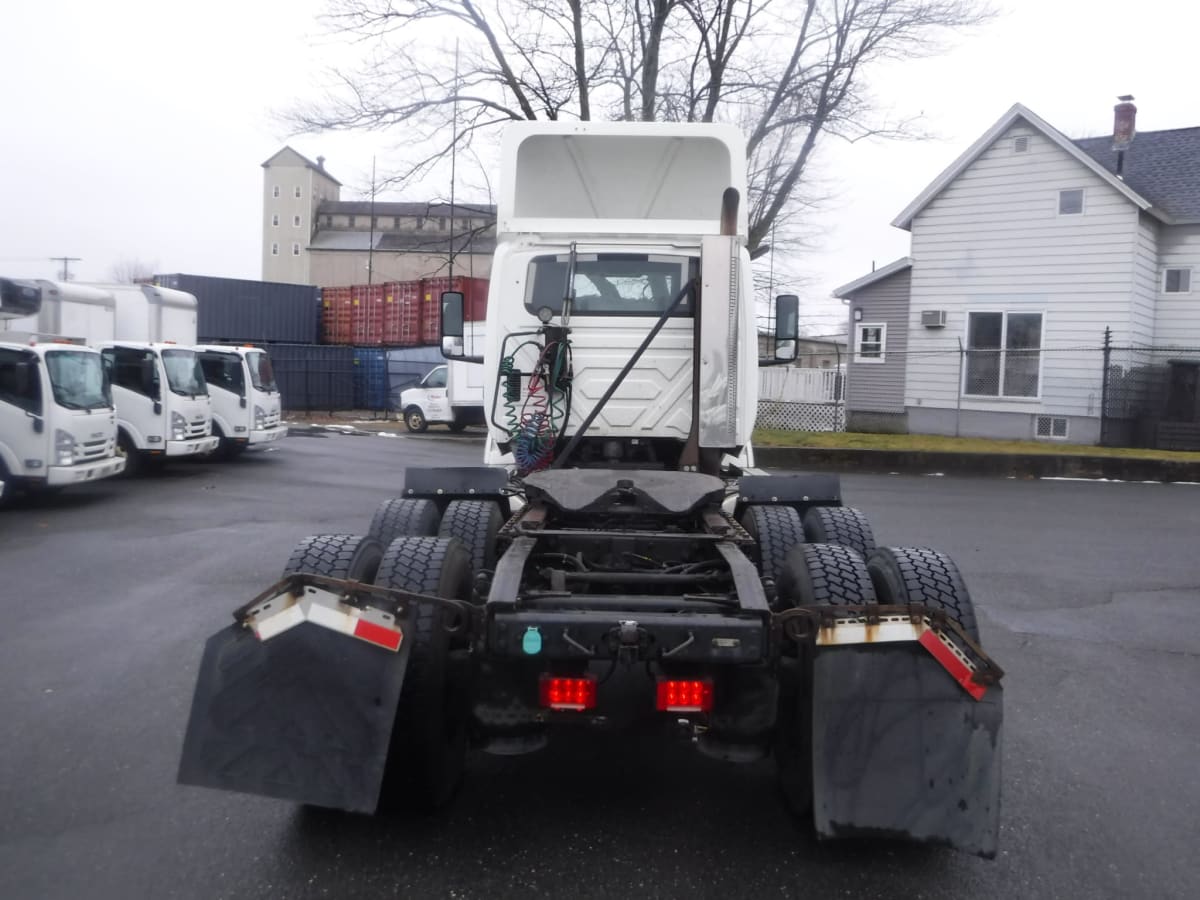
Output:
top-left (0, 278), bottom-right (125, 497)
top-left (398, 323), bottom-right (486, 432)
top-left (195, 344), bottom-right (285, 457)
top-left (31, 282), bottom-right (221, 470)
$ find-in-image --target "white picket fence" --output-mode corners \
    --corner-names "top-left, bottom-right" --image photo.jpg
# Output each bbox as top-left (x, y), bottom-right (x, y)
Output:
top-left (758, 366), bottom-right (843, 403)
top-left (756, 366), bottom-right (845, 432)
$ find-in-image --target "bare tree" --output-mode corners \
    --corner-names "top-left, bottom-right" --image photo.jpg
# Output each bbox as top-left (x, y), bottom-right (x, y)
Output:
top-left (293, 0), bottom-right (991, 255)
top-left (107, 257), bottom-right (158, 284)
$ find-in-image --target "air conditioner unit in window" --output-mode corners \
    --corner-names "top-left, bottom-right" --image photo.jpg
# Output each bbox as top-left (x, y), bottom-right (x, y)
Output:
top-left (921, 309), bottom-right (947, 328)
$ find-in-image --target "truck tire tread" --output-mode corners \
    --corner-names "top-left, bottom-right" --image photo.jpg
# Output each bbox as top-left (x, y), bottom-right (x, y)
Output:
top-left (437, 500), bottom-right (503, 581)
top-left (802, 506), bottom-right (876, 559)
top-left (368, 498), bottom-right (441, 547)
top-left (282, 533), bottom-right (383, 583)
top-left (375, 536), bottom-right (471, 811)
top-left (866, 546), bottom-right (981, 643)
top-left (779, 543), bottom-right (877, 608)
top-left (740, 504), bottom-right (806, 602)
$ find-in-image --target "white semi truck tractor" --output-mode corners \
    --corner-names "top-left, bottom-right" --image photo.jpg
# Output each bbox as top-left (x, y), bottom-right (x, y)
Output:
top-left (0, 278), bottom-right (125, 497)
top-left (180, 123), bottom-right (1003, 859)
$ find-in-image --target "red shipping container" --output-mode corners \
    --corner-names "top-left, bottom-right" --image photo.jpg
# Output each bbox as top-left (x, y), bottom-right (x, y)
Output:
top-left (351, 283), bottom-right (386, 345)
top-left (420, 276), bottom-right (489, 344)
top-left (382, 281), bottom-right (423, 347)
top-left (321, 286), bottom-right (354, 344)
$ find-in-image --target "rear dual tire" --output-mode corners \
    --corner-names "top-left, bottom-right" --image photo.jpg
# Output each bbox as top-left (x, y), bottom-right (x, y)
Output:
top-left (282, 532), bottom-right (470, 813)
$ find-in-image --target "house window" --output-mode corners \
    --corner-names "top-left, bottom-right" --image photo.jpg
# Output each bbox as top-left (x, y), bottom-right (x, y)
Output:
top-left (1164, 268), bottom-right (1192, 293)
top-left (854, 323), bottom-right (886, 363)
top-left (271, 243), bottom-right (279, 256)
top-left (291, 243), bottom-right (300, 256)
top-left (294, 186), bottom-right (302, 199)
top-left (272, 186), bottom-right (280, 198)
top-left (293, 215), bottom-right (302, 227)
top-left (1035, 415), bottom-right (1068, 440)
top-left (271, 214), bottom-right (279, 227)
top-left (965, 311), bottom-right (1042, 398)
top-left (1014, 136), bottom-right (1029, 153)
top-left (1058, 189), bottom-right (1084, 215)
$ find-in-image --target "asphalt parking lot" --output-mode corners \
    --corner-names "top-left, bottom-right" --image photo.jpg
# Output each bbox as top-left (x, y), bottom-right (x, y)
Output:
top-left (1, 432), bottom-right (1198, 899)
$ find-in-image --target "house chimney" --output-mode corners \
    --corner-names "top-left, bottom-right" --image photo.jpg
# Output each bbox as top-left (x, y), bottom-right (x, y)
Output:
top-left (316, 155), bottom-right (326, 171)
top-left (1112, 95), bottom-right (1137, 149)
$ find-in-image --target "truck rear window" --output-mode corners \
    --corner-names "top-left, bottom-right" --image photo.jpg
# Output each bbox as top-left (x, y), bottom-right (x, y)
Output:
top-left (525, 253), bottom-right (696, 318)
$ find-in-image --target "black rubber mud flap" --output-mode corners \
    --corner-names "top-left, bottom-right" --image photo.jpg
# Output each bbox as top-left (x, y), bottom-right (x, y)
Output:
top-left (178, 621), bottom-right (412, 813)
top-left (811, 644), bottom-right (1003, 858)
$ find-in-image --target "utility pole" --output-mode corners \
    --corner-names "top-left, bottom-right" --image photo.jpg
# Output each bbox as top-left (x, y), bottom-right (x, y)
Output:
top-left (367, 156), bottom-right (376, 285)
top-left (50, 256), bottom-right (81, 281)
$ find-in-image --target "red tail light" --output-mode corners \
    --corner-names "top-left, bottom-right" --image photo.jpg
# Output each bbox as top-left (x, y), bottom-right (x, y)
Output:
top-left (538, 675), bottom-right (597, 711)
top-left (656, 679), bottom-right (713, 713)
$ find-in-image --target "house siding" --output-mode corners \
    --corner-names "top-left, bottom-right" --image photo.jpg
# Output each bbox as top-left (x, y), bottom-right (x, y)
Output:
top-left (1131, 213), bottom-right (1159, 346)
top-left (844, 267), bottom-right (910, 417)
top-left (1154, 224), bottom-right (1200, 348)
top-left (906, 121), bottom-right (1141, 431)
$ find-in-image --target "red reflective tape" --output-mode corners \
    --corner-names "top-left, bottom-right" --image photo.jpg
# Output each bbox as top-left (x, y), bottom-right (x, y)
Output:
top-left (918, 630), bottom-right (986, 701)
top-left (353, 618), bottom-right (402, 651)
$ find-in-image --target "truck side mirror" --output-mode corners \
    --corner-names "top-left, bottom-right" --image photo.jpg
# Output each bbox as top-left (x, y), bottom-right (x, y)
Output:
top-left (441, 290), bottom-right (465, 359)
top-left (758, 294), bottom-right (800, 368)
top-left (775, 294), bottom-right (799, 341)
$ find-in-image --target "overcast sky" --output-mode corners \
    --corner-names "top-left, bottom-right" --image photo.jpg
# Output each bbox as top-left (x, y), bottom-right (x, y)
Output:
top-left (3, 0), bottom-right (1196, 335)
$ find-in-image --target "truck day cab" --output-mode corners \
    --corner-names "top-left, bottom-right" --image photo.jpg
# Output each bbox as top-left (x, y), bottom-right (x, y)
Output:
top-left (0, 278), bottom-right (125, 496)
top-left (181, 123), bottom-right (1003, 858)
top-left (196, 345), bottom-right (285, 457)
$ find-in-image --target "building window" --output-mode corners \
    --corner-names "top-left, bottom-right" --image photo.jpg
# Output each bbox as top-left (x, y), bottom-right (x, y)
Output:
top-left (371, 216), bottom-right (378, 229)
top-left (1164, 268), bottom-right (1192, 293)
top-left (291, 243), bottom-right (300, 256)
top-left (348, 216), bottom-right (356, 228)
top-left (1058, 189), bottom-right (1084, 215)
top-left (272, 186), bottom-right (280, 198)
top-left (294, 186), bottom-right (302, 199)
top-left (1035, 415), bottom-right (1068, 440)
top-left (393, 217), bottom-right (402, 229)
top-left (271, 243), bottom-right (279, 256)
top-left (438, 217), bottom-right (446, 231)
top-left (854, 323), bottom-right (886, 363)
top-left (325, 215), bottom-right (333, 228)
top-left (293, 215), bottom-right (302, 227)
top-left (416, 217), bottom-right (425, 230)
top-left (1014, 136), bottom-right (1029, 153)
top-left (271, 214), bottom-right (279, 227)
top-left (965, 311), bottom-right (1043, 398)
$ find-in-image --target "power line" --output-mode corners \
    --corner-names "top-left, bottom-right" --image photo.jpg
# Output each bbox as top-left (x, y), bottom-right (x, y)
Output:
top-left (49, 256), bottom-right (81, 281)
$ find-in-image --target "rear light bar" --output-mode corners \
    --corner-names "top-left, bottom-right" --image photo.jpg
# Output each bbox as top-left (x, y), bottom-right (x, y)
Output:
top-left (656, 679), bottom-right (713, 713)
top-left (538, 675), bottom-right (597, 711)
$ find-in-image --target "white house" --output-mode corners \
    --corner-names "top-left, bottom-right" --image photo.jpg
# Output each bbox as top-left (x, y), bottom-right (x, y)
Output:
top-left (836, 99), bottom-right (1200, 448)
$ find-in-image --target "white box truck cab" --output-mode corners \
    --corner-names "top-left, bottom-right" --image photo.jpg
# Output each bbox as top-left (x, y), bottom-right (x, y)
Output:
top-left (398, 335), bottom-right (486, 433)
top-left (76, 282), bottom-right (219, 469)
top-left (196, 344), bottom-right (286, 456)
top-left (0, 278), bottom-right (125, 496)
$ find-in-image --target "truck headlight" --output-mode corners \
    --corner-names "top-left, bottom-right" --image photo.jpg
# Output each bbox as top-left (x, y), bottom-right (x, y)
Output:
top-left (254, 405), bottom-right (266, 429)
top-left (171, 412), bottom-right (187, 441)
top-left (54, 429), bottom-right (77, 466)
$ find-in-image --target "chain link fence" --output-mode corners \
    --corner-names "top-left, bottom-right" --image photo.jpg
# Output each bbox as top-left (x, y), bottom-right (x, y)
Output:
top-left (1102, 339), bottom-right (1200, 450)
top-left (828, 329), bottom-right (1200, 450)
